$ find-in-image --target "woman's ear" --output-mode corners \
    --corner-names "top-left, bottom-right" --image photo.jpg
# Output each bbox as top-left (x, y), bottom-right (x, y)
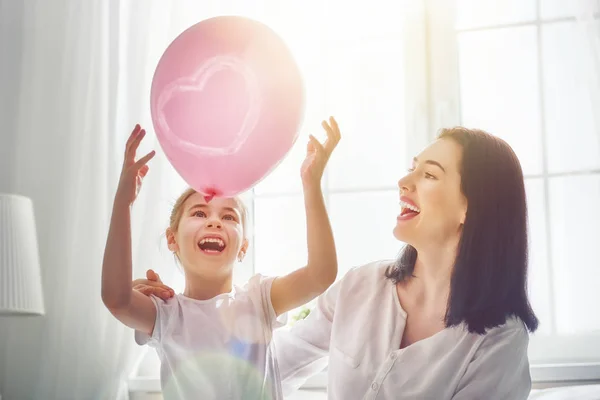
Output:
top-left (166, 227), bottom-right (179, 252)
top-left (459, 196), bottom-right (468, 225)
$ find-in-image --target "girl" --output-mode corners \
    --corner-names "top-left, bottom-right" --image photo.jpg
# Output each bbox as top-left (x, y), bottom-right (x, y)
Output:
top-left (101, 118), bottom-right (341, 399)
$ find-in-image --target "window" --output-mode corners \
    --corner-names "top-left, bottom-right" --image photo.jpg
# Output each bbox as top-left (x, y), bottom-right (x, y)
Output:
top-left (430, 0), bottom-right (600, 378)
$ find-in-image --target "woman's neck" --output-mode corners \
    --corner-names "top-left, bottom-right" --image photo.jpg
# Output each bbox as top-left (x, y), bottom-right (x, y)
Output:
top-left (408, 243), bottom-right (457, 307)
top-left (183, 269), bottom-right (234, 300)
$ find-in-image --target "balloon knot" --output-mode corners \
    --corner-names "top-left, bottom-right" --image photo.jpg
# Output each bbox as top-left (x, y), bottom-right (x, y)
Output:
top-left (203, 188), bottom-right (220, 203)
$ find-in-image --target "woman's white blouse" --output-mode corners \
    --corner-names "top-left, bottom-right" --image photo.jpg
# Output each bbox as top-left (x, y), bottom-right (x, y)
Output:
top-left (274, 260), bottom-right (532, 400)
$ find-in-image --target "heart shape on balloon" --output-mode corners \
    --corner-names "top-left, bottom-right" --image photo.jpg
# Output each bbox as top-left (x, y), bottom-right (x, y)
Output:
top-left (156, 54), bottom-right (262, 157)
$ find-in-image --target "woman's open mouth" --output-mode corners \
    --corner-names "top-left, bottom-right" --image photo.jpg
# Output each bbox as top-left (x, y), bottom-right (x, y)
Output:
top-left (397, 199), bottom-right (421, 221)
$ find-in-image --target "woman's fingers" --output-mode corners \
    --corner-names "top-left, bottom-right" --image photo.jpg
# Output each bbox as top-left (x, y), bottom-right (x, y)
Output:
top-left (133, 284), bottom-right (173, 299)
top-left (132, 279), bottom-right (174, 295)
top-left (147, 269), bottom-right (161, 282)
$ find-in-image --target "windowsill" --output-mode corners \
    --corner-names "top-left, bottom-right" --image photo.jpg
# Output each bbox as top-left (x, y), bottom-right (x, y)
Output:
top-left (128, 363), bottom-right (600, 393)
top-left (531, 363), bottom-right (600, 383)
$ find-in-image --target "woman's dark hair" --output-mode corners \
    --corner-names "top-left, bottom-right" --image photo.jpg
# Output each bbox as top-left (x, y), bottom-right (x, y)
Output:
top-left (386, 127), bottom-right (539, 334)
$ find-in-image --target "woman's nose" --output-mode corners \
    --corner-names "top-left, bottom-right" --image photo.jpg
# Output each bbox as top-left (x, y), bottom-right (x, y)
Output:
top-left (397, 174), bottom-right (414, 194)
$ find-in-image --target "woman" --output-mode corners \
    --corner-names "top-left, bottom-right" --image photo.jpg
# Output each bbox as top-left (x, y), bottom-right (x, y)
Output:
top-left (134, 126), bottom-right (538, 399)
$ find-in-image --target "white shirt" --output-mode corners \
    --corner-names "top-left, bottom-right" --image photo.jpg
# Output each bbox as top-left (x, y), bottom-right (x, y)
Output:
top-left (136, 274), bottom-right (286, 400)
top-left (274, 260), bottom-right (532, 400)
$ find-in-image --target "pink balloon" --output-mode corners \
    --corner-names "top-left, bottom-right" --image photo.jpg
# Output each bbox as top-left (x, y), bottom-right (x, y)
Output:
top-left (150, 16), bottom-right (305, 199)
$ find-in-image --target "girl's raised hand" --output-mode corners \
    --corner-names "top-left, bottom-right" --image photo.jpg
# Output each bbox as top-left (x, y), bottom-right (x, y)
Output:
top-left (116, 124), bottom-right (155, 205)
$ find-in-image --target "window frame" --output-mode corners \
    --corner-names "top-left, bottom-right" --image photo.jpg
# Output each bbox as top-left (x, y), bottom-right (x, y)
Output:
top-left (427, 0), bottom-right (600, 382)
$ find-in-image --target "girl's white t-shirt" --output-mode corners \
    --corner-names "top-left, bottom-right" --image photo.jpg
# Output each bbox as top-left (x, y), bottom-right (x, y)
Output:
top-left (135, 274), bottom-right (286, 400)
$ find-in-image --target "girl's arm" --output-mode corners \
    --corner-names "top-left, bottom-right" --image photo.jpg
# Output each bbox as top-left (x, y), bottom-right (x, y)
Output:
top-left (270, 117), bottom-right (341, 316)
top-left (101, 124), bottom-right (157, 334)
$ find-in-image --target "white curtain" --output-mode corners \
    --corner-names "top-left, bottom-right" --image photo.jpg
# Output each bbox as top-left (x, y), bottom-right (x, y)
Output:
top-left (0, 1), bottom-right (222, 399)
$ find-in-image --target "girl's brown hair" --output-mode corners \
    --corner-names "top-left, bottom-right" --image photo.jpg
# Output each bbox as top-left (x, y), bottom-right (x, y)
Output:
top-left (169, 188), bottom-right (248, 237)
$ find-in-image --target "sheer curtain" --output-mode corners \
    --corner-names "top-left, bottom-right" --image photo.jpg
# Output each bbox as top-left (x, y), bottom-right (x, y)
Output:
top-left (0, 1), bottom-right (221, 399)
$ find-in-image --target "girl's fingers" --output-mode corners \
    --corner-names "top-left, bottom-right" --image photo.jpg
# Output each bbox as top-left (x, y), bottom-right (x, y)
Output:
top-left (322, 118), bottom-right (340, 153)
top-left (321, 120), bottom-right (335, 139)
top-left (133, 150), bottom-right (156, 170)
top-left (125, 124), bottom-right (142, 151)
top-left (139, 164), bottom-right (149, 178)
top-left (308, 135), bottom-right (326, 155)
top-left (329, 116), bottom-right (341, 140)
top-left (127, 129), bottom-right (146, 160)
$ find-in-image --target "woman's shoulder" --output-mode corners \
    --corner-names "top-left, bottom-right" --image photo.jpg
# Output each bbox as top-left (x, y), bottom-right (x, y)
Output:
top-left (332, 260), bottom-right (396, 297)
top-left (314, 260), bottom-right (395, 308)
top-left (475, 316), bottom-right (530, 349)
top-left (342, 259), bottom-right (396, 282)
top-left (487, 316), bottom-right (529, 335)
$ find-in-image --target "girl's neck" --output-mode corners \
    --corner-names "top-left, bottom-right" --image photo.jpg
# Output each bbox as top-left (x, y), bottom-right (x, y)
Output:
top-left (183, 270), bottom-right (234, 301)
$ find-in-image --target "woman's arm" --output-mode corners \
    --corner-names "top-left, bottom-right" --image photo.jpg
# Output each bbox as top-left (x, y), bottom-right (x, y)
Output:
top-left (453, 321), bottom-right (532, 400)
top-left (274, 277), bottom-right (341, 395)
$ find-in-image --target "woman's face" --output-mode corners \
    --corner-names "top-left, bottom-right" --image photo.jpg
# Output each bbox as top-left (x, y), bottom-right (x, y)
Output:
top-left (393, 138), bottom-right (468, 250)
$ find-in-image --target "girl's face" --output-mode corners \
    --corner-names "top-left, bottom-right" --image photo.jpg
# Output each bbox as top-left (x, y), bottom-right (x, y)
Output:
top-left (167, 192), bottom-right (247, 275)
